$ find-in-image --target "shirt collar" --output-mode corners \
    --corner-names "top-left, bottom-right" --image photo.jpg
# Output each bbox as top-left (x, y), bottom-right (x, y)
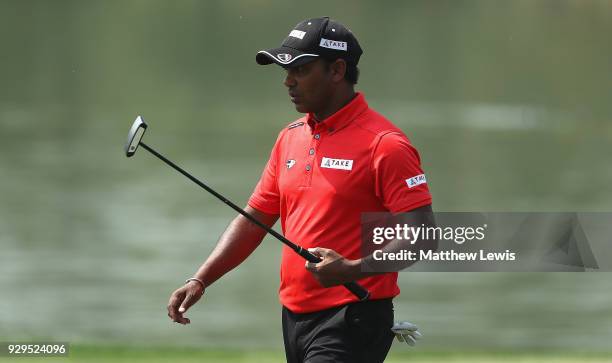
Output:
top-left (306, 92), bottom-right (368, 134)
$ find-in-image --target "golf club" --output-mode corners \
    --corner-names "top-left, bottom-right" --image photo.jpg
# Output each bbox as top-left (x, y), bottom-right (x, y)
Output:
top-left (124, 116), bottom-right (370, 301)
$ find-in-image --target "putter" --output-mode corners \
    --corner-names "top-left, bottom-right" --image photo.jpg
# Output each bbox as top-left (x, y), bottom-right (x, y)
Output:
top-left (125, 116), bottom-right (370, 301)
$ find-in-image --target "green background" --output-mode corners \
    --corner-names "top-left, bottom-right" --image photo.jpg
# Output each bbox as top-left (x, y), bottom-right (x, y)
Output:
top-left (1, 0), bottom-right (611, 356)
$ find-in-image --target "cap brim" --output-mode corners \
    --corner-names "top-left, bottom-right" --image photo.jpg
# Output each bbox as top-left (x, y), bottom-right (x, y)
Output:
top-left (256, 47), bottom-right (319, 68)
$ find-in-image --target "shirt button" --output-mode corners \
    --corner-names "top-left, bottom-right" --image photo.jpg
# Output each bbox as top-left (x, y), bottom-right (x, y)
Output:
top-left (309, 148), bottom-right (315, 155)
top-left (305, 164), bottom-right (311, 171)
top-left (314, 134), bottom-right (320, 139)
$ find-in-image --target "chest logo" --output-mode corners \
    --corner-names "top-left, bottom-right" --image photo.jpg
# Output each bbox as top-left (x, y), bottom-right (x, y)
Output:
top-left (286, 159), bottom-right (296, 169)
top-left (321, 157), bottom-right (353, 171)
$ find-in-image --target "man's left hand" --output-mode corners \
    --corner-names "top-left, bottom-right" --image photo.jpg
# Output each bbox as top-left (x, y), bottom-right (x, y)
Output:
top-left (305, 247), bottom-right (358, 287)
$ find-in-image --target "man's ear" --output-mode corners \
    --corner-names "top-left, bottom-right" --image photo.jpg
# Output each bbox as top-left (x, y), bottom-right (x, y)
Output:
top-left (330, 59), bottom-right (347, 83)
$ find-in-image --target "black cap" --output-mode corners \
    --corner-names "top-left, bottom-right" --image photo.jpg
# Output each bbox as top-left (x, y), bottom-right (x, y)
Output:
top-left (256, 17), bottom-right (363, 68)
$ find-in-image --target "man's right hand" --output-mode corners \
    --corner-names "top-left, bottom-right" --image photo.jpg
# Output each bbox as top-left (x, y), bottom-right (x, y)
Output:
top-left (167, 281), bottom-right (204, 325)
top-left (164, 206), bottom-right (277, 325)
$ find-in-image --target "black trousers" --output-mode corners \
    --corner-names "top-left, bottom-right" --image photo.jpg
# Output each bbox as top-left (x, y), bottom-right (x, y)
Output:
top-left (282, 299), bottom-right (395, 363)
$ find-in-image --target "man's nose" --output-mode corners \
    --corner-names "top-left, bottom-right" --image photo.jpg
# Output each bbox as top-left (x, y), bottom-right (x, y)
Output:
top-left (284, 73), bottom-right (296, 88)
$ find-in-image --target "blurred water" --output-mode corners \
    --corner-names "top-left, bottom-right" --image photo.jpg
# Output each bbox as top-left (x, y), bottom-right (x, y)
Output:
top-left (0, 0), bottom-right (611, 351)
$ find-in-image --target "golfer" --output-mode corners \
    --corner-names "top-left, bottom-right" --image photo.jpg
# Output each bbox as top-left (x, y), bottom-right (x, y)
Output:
top-left (167, 17), bottom-right (433, 362)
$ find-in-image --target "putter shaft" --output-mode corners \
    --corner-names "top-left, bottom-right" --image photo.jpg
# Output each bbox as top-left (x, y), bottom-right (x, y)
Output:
top-left (139, 142), bottom-right (370, 301)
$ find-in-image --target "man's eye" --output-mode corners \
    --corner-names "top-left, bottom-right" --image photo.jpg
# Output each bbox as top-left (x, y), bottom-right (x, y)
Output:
top-left (286, 66), bottom-right (306, 77)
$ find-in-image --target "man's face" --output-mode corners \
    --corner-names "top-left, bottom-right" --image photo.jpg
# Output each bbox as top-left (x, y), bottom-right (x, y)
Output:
top-left (283, 59), bottom-right (334, 114)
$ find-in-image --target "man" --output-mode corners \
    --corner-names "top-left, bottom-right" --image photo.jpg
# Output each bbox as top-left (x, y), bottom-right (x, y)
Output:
top-left (167, 17), bottom-right (433, 362)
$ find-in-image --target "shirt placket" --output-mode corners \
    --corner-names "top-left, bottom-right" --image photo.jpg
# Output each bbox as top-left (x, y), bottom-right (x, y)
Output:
top-left (301, 127), bottom-right (322, 188)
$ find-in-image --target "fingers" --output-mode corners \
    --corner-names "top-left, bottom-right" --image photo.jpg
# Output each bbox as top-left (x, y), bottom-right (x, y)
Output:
top-left (168, 311), bottom-right (191, 325)
top-left (305, 247), bottom-right (333, 271)
top-left (304, 260), bottom-right (318, 272)
top-left (179, 291), bottom-right (201, 314)
top-left (308, 247), bottom-right (322, 256)
top-left (167, 288), bottom-right (195, 325)
top-left (167, 307), bottom-right (190, 325)
top-left (167, 291), bottom-right (182, 321)
top-left (308, 247), bottom-right (331, 257)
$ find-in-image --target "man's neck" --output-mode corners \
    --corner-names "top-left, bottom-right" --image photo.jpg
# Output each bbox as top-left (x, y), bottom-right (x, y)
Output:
top-left (313, 89), bottom-right (356, 122)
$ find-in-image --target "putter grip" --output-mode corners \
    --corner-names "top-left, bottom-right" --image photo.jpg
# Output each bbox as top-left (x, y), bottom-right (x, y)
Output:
top-left (300, 247), bottom-right (370, 301)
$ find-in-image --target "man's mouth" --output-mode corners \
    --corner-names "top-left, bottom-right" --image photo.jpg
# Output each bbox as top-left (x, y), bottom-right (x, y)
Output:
top-left (289, 92), bottom-right (300, 103)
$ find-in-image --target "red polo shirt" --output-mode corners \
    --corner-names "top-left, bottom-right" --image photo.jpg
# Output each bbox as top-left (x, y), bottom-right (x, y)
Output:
top-left (248, 93), bottom-right (432, 313)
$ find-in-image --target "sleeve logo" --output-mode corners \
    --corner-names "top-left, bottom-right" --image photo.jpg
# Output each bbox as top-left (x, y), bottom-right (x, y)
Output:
top-left (406, 174), bottom-right (427, 188)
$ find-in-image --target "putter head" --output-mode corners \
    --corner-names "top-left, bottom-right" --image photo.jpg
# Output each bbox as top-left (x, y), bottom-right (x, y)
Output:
top-left (125, 116), bottom-right (148, 157)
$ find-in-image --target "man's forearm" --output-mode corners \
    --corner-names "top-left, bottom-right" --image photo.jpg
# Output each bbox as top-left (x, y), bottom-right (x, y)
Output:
top-left (192, 205), bottom-right (279, 288)
top-left (347, 205), bottom-right (438, 281)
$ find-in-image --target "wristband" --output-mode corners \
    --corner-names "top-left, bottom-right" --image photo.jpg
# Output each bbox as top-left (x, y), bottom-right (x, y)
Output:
top-left (185, 277), bottom-right (206, 292)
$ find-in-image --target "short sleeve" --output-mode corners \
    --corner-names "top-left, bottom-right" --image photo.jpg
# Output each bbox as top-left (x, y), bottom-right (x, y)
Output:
top-left (371, 132), bottom-right (432, 213)
top-left (247, 131), bottom-right (283, 215)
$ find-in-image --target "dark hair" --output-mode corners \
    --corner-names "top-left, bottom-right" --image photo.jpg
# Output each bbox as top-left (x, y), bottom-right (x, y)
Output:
top-left (322, 58), bottom-right (360, 85)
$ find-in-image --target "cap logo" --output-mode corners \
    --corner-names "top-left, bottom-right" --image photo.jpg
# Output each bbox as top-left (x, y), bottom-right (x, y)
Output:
top-left (277, 53), bottom-right (293, 62)
top-left (289, 29), bottom-right (306, 39)
top-left (319, 38), bottom-right (347, 51)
